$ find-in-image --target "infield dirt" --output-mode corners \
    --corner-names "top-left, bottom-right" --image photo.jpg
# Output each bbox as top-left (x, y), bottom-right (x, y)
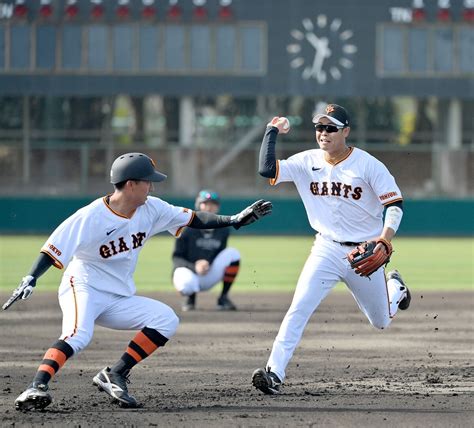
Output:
top-left (0, 291), bottom-right (472, 427)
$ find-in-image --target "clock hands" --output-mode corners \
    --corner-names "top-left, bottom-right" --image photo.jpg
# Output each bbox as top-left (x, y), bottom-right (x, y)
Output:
top-left (288, 15), bottom-right (357, 83)
top-left (304, 32), bottom-right (332, 83)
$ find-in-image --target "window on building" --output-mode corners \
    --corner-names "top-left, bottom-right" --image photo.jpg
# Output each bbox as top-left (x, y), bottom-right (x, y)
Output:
top-left (113, 24), bottom-right (134, 72)
top-left (381, 26), bottom-right (404, 73)
top-left (459, 27), bottom-right (474, 73)
top-left (87, 25), bottom-right (108, 71)
top-left (408, 28), bottom-right (429, 72)
top-left (215, 25), bottom-right (235, 71)
top-left (10, 24), bottom-right (30, 70)
top-left (36, 25), bottom-right (56, 70)
top-left (240, 24), bottom-right (263, 72)
top-left (164, 25), bottom-right (185, 70)
top-left (379, 24), bottom-right (472, 76)
top-left (0, 22), bottom-right (268, 75)
top-left (61, 25), bottom-right (82, 70)
top-left (190, 25), bottom-right (210, 70)
top-left (139, 25), bottom-right (159, 71)
top-left (434, 28), bottom-right (453, 73)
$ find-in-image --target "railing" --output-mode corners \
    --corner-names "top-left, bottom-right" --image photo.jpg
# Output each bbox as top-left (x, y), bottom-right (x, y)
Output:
top-left (0, 139), bottom-right (473, 198)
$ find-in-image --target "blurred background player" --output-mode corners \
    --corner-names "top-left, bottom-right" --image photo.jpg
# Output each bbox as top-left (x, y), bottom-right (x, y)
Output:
top-left (172, 189), bottom-right (241, 311)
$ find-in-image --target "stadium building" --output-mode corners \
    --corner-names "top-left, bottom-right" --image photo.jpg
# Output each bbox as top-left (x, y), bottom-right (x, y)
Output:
top-left (0, 0), bottom-right (472, 199)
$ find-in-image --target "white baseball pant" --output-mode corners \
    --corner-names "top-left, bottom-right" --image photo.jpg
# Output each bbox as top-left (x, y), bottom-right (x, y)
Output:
top-left (266, 234), bottom-right (405, 382)
top-left (173, 247), bottom-right (241, 296)
top-left (58, 277), bottom-right (179, 354)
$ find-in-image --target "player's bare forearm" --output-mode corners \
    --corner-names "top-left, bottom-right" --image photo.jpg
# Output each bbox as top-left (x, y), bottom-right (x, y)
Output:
top-left (373, 227), bottom-right (396, 254)
top-left (380, 227), bottom-right (395, 242)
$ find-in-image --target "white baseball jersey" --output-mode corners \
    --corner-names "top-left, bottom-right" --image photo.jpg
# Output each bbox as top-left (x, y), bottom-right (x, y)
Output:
top-left (41, 196), bottom-right (193, 297)
top-left (271, 147), bottom-right (402, 242)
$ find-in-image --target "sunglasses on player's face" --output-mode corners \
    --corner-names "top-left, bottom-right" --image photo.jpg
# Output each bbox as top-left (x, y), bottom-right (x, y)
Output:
top-left (314, 123), bottom-right (345, 133)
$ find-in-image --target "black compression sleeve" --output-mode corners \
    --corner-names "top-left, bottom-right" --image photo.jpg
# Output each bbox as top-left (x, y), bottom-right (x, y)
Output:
top-left (385, 200), bottom-right (404, 210)
top-left (258, 126), bottom-right (278, 178)
top-left (29, 252), bottom-right (55, 279)
top-left (189, 211), bottom-right (234, 229)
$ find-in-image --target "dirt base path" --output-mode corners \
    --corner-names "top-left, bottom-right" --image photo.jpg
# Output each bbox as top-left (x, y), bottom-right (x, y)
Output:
top-left (1, 291), bottom-right (472, 427)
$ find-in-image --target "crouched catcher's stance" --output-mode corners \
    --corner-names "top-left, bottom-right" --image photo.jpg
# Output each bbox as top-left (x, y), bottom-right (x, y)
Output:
top-left (173, 189), bottom-right (241, 311)
top-left (3, 152), bottom-right (271, 411)
top-left (251, 105), bottom-right (411, 395)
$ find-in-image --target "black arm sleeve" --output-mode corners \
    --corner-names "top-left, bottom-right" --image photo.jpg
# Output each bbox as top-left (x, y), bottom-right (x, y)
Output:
top-left (258, 126), bottom-right (279, 178)
top-left (29, 252), bottom-right (55, 279)
top-left (385, 200), bottom-right (404, 211)
top-left (189, 211), bottom-right (234, 229)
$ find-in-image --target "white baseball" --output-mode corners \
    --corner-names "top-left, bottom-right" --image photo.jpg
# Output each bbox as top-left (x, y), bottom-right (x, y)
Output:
top-left (281, 117), bottom-right (290, 131)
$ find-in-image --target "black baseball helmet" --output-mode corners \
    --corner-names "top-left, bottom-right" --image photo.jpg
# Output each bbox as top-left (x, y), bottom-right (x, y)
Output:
top-left (195, 189), bottom-right (220, 210)
top-left (110, 153), bottom-right (167, 184)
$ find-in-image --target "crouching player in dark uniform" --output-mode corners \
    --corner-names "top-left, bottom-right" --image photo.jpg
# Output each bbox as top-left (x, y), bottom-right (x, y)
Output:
top-left (172, 190), bottom-right (241, 311)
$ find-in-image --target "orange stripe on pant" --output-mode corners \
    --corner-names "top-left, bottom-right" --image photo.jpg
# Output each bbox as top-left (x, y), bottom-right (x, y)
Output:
top-left (224, 266), bottom-right (239, 274)
top-left (133, 332), bottom-right (159, 355)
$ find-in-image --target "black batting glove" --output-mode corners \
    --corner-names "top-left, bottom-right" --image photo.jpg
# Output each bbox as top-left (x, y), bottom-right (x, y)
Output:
top-left (2, 275), bottom-right (37, 310)
top-left (231, 200), bottom-right (272, 230)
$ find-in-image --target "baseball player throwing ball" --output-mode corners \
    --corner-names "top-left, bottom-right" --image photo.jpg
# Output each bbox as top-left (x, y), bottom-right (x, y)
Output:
top-left (173, 189), bottom-right (241, 311)
top-left (251, 105), bottom-right (411, 395)
top-left (3, 152), bottom-right (271, 411)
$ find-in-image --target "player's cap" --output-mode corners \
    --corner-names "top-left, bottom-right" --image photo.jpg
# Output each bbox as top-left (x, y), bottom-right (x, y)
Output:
top-left (195, 189), bottom-right (220, 210)
top-left (312, 104), bottom-right (350, 127)
top-left (110, 153), bottom-right (167, 184)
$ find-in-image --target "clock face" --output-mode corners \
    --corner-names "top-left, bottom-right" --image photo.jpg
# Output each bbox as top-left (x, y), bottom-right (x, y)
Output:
top-left (286, 15), bottom-right (358, 84)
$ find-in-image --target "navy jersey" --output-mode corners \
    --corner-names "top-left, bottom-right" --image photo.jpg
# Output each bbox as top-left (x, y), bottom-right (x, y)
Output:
top-left (172, 227), bottom-right (230, 272)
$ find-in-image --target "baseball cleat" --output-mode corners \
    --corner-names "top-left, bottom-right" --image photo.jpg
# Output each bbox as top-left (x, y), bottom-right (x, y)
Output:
top-left (15, 382), bottom-right (52, 411)
top-left (182, 293), bottom-right (196, 312)
top-left (387, 270), bottom-right (411, 310)
top-left (217, 295), bottom-right (237, 311)
top-left (93, 367), bottom-right (138, 408)
top-left (252, 368), bottom-right (281, 395)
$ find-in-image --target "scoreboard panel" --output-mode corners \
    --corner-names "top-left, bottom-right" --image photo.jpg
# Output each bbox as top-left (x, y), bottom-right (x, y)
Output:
top-left (0, 0), bottom-right (472, 97)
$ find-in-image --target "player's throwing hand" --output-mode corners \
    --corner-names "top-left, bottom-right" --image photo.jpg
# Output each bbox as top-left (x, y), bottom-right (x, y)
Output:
top-left (267, 117), bottom-right (291, 134)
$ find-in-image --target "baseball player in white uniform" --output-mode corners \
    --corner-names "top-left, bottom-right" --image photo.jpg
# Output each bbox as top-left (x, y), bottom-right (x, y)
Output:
top-left (252, 104), bottom-right (411, 395)
top-left (4, 152), bottom-right (272, 411)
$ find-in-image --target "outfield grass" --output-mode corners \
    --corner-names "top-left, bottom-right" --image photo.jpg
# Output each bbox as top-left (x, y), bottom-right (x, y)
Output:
top-left (0, 236), bottom-right (472, 293)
